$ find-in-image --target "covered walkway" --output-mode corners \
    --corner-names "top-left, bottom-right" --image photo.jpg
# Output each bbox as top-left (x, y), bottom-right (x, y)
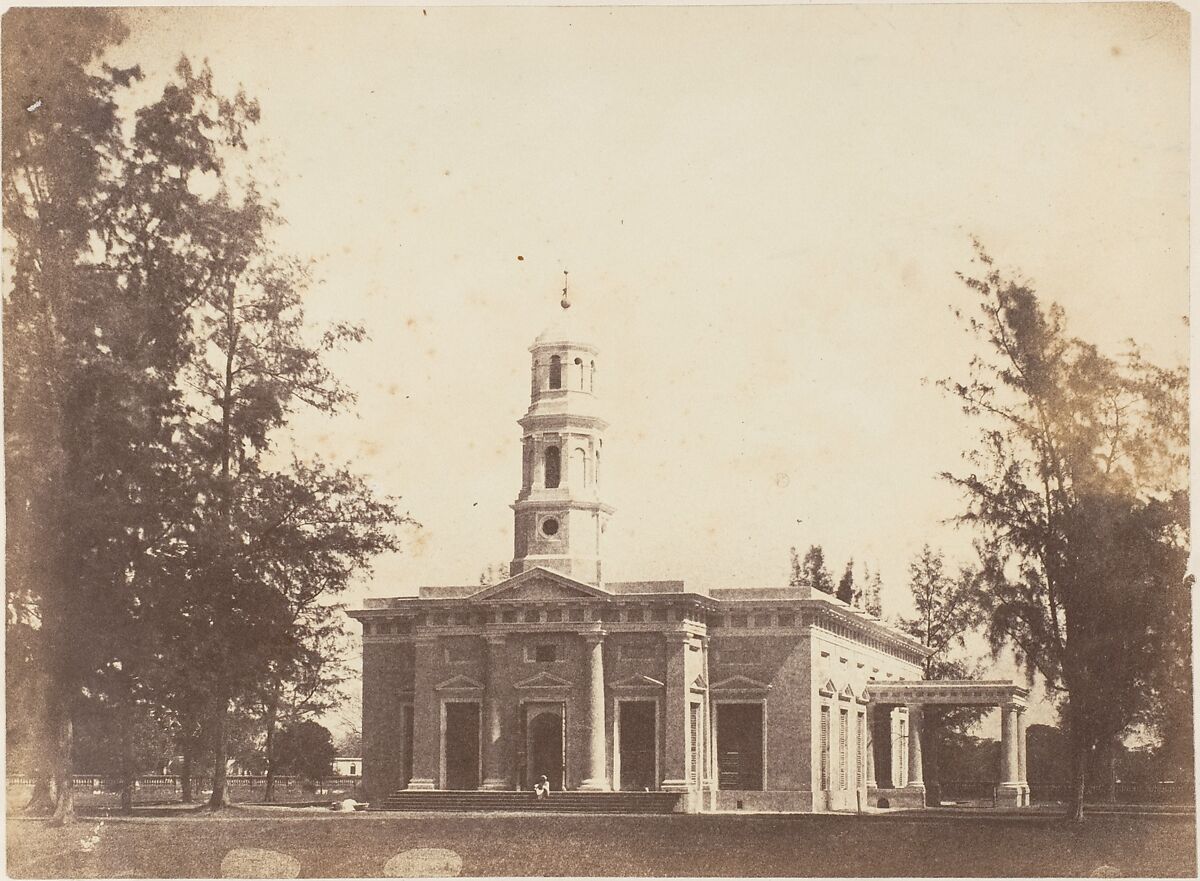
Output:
top-left (866, 680), bottom-right (1030, 808)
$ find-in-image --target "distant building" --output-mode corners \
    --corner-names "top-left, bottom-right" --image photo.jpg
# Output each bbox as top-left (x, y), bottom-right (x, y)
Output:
top-left (333, 757), bottom-right (362, 777)
top-left (350, 301), bottom-right (1030, 811)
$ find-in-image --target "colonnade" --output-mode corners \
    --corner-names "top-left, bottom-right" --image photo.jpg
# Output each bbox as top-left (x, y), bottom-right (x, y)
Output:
top-left (865, 698), bottom-right (1030, 807)
top-left (404, 628), bottom-right (701, 793)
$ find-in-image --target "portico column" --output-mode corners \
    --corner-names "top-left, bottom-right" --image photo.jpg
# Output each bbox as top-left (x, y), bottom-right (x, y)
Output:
top-left (661, 631), bottom-right (692, 792)
top-left (407, 635), bottom-right (438, 790)
top-left (1000, 704), bottom-right (1019, 784)
top-left (578, 631), bottom-right (609, 791)
top-left (865, 705), bottom-right (877, 789)
top-left (1017, 708), bottom-right (1029, 805)
top-left (997, 702), bottom-right (1024, 806)
top-left (481, 634), bottom-right (507, 790)
top-left (905, 704), bottom-right (925, 792)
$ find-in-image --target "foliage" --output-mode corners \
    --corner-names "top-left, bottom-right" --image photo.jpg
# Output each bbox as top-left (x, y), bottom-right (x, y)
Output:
top-left (789, 544), bottom-right (834, 594)
top-left (836, 560), bottom-right (855, 605)
top-left (274, 720), bottom-right (336, 781)
top-left (897, 545), bottom-right (988, 803)
top-left (859, 562), bottom-right (883, 617)
top-left (940, 243), bottom-right (1190, 819)
top-left (3, 11), bottom-right (408, 820)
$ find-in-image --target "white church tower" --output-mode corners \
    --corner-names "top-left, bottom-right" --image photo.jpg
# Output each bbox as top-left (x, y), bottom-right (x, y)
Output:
top-left (510, 276), bottom-right (613, 585)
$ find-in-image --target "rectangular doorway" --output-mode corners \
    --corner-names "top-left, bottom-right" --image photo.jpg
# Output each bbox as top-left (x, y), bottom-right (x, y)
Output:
top-left (716, 702), bottom-right (764, 790)
top-left (443, 702), bottom-right (481, 790)
top-left (618, 701), bottom-right (658, 791)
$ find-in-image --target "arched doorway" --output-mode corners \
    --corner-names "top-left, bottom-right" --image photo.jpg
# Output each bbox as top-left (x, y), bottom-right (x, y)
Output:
top-left (528, 711), bottom-right (564, 790)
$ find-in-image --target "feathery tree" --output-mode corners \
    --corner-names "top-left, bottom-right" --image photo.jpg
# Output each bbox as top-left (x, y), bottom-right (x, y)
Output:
top-left (940, 244), bottom-right (1189, 820)
top-left (789, 544), bottom-right (835, 594)
top-left (897, 544), bottom-right (988, 805)
top-left (2, 9), bottom-right (229, 823)
top-left (836, 559), bottom-right (856, 605)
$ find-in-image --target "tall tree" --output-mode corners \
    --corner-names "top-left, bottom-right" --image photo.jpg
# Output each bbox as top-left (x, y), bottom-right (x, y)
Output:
top-left (859, 562), bottom-right (883, 617)
top-left (939, 244), bottom-right (1189, 820)
top-left (836, 559), bottom-right (855, 605)
top-left (896, 545), bottom-right (987, 805)
top-left (2, 9), bottom-right (219, 823)
top-left (789, 544), bottom-right (834, 595)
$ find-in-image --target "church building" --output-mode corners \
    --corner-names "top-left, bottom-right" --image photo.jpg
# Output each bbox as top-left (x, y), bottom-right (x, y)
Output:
top-left (350, 298), bottom-right (1031, 812)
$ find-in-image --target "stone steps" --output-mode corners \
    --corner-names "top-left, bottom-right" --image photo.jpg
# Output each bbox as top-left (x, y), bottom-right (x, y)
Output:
top-left (375, 789), bottom-right (683, 814)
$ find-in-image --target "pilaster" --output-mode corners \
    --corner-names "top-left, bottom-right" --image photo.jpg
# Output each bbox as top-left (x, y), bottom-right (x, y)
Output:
top-left (660, 631), bottom-right (692, 793)
top-left (407, 635), bottom-right (438, 790)
top-left (481, 634), bottom-right (509, 790)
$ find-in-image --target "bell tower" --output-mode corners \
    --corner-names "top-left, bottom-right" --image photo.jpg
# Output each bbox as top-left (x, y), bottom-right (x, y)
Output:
top-left (510, 276), bottom-right (613, 585)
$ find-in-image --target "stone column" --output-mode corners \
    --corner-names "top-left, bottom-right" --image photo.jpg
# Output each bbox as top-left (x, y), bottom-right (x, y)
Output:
top-left (578, 631), bottom-right (609, 791)
top-left (407, 635), bottom-right (438, 790)
top-left (1000, 704), bottom-right (1019, 783)
top-left (481, 634), bottom-right (508, 790)
top-left (997, 703), bottom-right (1023, 806)
top-left (865, 705), bottom-right (877, 790)
top-left (905, 704), bottom-right (925, 793)
top-left (661, 631), bottom-right (692, 793)
top-left (1017, 707), bottom-right (1029, 806)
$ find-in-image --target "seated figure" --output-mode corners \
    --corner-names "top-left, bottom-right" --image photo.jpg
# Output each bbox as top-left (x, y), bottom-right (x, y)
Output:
top-left (534, 775), bottom-right (550, 799)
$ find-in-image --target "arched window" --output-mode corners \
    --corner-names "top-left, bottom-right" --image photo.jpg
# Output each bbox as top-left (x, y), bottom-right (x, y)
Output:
top-left (574, 357), bottom-right (584, 390)
top-left (572, 447), bottom-right (589, 486)
top-left (594, 447), bottom-right (600, 485)
top-left (544, 446), bottom-right (560, 488)
top-left (549, 356), bottom-right (561, 390)
top-left (589, 360), bottom-right (596, 392)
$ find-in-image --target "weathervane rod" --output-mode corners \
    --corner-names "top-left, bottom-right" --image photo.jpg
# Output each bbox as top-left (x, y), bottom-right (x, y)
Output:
top-left (560, 270), bottom-right (570, 310)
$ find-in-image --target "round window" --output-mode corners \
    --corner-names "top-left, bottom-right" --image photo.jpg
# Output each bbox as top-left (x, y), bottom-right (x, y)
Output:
top-left (541, 517), bottom-right (560, 536)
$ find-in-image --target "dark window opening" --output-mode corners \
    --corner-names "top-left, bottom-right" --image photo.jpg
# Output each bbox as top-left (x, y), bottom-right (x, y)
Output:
top-left (502, 610), bottom-right (517, 624)
top-left (534, 644), bottom-right (558, 662)
top-left (544, 447), bottom-right (561, 488)
top-left (549, 355), bottom-right (562, 389)
top-left (524, 610), bottom-right (540, 624)
top-left (542, 517), bottom-right (559, 536)
top-left (574, 357), bottom-right (584, 389)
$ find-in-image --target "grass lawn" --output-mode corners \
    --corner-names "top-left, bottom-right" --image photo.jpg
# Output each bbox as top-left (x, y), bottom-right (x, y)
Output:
top-left (6, 807), bottom-right (1196, 878)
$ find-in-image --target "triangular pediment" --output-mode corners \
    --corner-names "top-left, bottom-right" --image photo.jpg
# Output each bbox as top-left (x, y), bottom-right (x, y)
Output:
top-left (818, 678), bottom-right (837, 697)
top-left (471, 567), bottom-right (609, 601)
top-left (840, 684), bottom-right (856, 701)
top-left (712, 674), bottom-right (773, 692)
top-left (611, 674), bottom-right (665, 689)
top-left (691, 674), bottom-right (708, 692)
top-left (515, 671), bottom-right (574, 689)
top-left (435, 674), bottom-right (483, 691)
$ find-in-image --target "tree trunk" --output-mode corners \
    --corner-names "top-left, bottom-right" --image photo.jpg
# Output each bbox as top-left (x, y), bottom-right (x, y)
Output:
top-left (25, 776), bottom-right (56, 814)
top-left (48, 707), bottom-right (75, 826)
top-left (181, 749), bottom-right (194, 803)
top-left (1067, 718), bottom-right (1088, 822)
top-left (207, 703), bottom-right (230, 809)
top-left (1099, 736), bottom-right (1118, 803)
top-left (120, 728), bottom-right (134, 815)
top-left (264, 696), bottom-right (279, 803)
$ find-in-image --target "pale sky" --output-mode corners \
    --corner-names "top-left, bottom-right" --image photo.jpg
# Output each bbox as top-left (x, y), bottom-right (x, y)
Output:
top-left (111, 3), bottom-right (1190, 728)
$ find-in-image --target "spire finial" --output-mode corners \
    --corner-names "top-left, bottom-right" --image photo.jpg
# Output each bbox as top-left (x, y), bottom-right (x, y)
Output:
top-left (560, 270), bottom-right (570, 310)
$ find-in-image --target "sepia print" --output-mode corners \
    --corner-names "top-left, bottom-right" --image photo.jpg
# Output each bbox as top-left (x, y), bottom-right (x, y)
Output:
top-left (3, 2), bottom-right (1194, 877)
